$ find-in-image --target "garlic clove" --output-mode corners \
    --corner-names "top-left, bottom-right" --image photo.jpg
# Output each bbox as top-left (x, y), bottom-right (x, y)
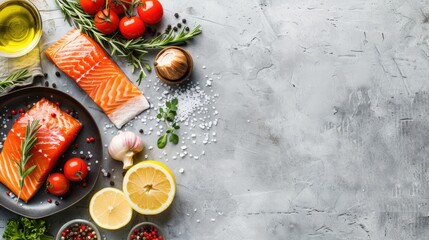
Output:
top-left (108, 131), bottom-right (144, 169)
top-left (154, 46), bottom-right (193, 84)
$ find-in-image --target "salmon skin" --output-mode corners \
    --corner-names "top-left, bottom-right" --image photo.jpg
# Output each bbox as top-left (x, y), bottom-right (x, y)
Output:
top-left (45, 29), bottom-right (150, 128)
top-left (0, 98), bottom-right (82, 202)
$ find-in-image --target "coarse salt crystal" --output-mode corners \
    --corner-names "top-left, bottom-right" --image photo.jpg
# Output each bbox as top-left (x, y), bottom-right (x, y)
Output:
top-left (179, 168), bottom-right (184, 173)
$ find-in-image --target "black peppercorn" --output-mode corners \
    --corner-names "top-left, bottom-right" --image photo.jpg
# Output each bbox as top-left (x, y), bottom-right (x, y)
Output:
top-left (173, 27), bottom-right (178, 32)
top-left (44, 81), bottom-right (49, 87)
top-left (52, 83), bottom-right (57, 88)
top-left (174, 13), bottom-right (179, 18)
top-left (182, 19), bottom-right (187, 24)
top-left (177, 23), bottom-right (182, 28)
top-left (110, 181), bottom-right (115, 186)
top-left (55, 71), bottom-right (60, 77)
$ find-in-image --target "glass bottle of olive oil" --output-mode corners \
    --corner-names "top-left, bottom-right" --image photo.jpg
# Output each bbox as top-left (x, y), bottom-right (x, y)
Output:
top-left (0, 0), bottom-right (42, 56)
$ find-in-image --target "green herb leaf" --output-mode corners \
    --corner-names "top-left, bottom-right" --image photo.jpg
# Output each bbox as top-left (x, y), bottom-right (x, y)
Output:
top-left (156, 113), bottom-right (162, 119)
top-left (157, 134), bottom-right (168, 149)
top-left (169, 133), bottom-right (179, 144)
top-left (3, 217), bottom-right (53, 240)
top-left (16, 120), bottom-right (41, 202)
top-left (22, 165), bottom-right (37, 178)
top-left (0, 69), bottom-right (31, 91)
top-left (156, 99), bottom-right (181, 148)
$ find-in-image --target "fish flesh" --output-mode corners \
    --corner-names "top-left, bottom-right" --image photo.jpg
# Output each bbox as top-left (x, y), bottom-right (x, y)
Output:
top-left (45, 29), bottom-right (150, 128)
top-left (0, 98), bottom-right (82, 202)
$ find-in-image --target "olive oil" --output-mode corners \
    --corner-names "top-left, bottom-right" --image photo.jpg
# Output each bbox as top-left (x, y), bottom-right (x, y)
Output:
top-left (0, 0), bottom-right (42, 57)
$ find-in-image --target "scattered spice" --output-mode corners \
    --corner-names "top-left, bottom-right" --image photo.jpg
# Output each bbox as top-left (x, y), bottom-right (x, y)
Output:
top-left (182, 19), bottom-right (186, 24)
top-left (174, 13), bottom-right (179, 18)
top-left (139, 129), bottom-right (144, 134)
top-left (55, 71), bottom-right (61, 77)
top-left (173, 26), bottom-right (178, 32)
top-left (109, 181), bottom-right (115, 186)
top-left (52, 83), bottom-right (57, 88)
top-left (44, 81), bottom-right (49, 87)
top-left (177, 23), bottom-right (182, 28)
top-left (44, 73), bottom-right (48, 78)
top-left (10, 109), bottom-right (17, 115)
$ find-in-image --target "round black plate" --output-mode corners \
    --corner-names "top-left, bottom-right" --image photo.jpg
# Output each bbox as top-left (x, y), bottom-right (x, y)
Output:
top-left (0, 87), bottom-right (102, 218)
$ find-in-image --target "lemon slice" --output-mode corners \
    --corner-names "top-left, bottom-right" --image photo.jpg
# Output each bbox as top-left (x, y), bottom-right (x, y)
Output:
top-left (123, 160), bottom-right (176, 215)
top-left (89, 187), bottom-right (133, 229)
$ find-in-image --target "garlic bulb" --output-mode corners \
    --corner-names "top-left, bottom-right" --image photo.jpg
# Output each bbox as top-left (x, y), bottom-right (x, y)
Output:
top-left (154, 47), bottom-right (193, 84)
top-left (108, 131), bottom-right (144, 169)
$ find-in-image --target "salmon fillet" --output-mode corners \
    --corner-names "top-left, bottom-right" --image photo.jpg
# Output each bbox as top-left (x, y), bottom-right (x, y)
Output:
top-left (0, 98), bottom-right (82, 202)
top-left (45, 29), bottom-right (150, 128)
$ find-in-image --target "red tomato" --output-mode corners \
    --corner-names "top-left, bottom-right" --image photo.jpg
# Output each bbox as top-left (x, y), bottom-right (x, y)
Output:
top-left (137, 0), bottom-right (163, 25)
top-left (94, 9), bottom-right (120, 34)
top-left (80, 0), bottom-right (105, 15)
top-left (46, 173), bottom-right (70, 196)
top-left (119, 16), bottom-right (146, 39)
top-left (64, 158), bottom-right (88, 182)
top-left (108, 0), bottom-right (131, 15)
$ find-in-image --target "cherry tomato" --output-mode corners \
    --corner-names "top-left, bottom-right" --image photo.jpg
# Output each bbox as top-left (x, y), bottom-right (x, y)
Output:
top-left (46, 173), bottom-right (70, 196)
top-left (95, 9), bottom-right (120, 35)
top-left (137, 0), bottom-right (163, 25)
top-left (119, 16), bottom-right (146, 39)
top-left (64, 158), bottom-right (88, 182)
top-left (80, 0), bottom-right (105, 14)
top-left (108, 0), bottom-right (131, 15)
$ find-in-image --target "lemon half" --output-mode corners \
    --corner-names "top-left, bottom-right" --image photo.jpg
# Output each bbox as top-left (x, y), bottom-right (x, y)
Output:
top-left (89, 187), bottom-right (133, 229)
top-left (123, 160), bottom-right (176, 215)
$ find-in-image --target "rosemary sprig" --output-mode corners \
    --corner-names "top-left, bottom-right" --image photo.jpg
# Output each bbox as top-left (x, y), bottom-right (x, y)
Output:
top-left (55, 0), bottom-right (202, 84)
top-left (0, 70), bottom-right (31, 91)
top-left (15, 120), bottom-right (41, 202)
top-left (157, 98), bottom-right (180, 149)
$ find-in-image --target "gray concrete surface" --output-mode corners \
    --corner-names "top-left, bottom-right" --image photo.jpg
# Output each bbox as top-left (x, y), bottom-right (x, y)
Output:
top-left (1, 0), bottom-right (429, 239)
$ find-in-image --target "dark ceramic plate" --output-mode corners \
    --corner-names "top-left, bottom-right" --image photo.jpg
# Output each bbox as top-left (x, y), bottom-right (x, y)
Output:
top-left (0, 87), bottom-right (102, 219)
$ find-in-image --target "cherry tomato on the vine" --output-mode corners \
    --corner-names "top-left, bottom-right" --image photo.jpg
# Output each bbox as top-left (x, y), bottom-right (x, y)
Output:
top-left (80, 0), bottom-right (105, 15)
top-left (46, 173), bottom-right (70, 196)
top-left (137, 0), bottom-right (163, 25)
top-left (64, 158), bottom-right (88, 182)
top-left (108, 0), bottom-right (131, 15)
top-left (119, 16), bottom-right (146, 39)
top-left (95, 9), bottom-right (120, 35)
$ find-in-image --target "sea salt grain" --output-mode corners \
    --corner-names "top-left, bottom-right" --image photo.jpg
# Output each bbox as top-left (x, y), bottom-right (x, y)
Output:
top-left (179, 168), bottom-right (184, 173)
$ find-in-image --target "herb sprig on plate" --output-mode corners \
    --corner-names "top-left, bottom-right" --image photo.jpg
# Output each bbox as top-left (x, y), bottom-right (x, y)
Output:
top-left (15, 120), bottom-right (41, 202)
top-left (0, 70), bottom-right (31, 91)
top-left (157, 98), bottom-right (180, 149)
top-left (55, 0), bottom-right (202, 85)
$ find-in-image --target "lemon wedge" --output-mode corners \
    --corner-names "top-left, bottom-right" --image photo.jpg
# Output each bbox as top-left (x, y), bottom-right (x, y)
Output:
top-left (123, 160), bottom-right (176, 215)
top-left (89, 187), bottom-right (133, 229)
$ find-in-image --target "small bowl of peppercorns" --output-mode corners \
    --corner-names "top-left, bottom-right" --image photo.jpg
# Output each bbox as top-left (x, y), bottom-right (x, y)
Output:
top-left (127, 222), bottom-right (165, 240)
top-left (56, 219), bottom-right (100, 240)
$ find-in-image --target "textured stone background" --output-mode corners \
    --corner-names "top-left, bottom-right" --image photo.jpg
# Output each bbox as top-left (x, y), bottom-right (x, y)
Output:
top-left (2, 0), bottom-right (429, 239)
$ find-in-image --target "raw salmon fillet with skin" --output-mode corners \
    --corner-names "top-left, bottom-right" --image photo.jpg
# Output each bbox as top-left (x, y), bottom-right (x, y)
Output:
top-left (0, 98), bottom-right (82, 202)
top-left (45, 29), bottom-right (150, 128)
